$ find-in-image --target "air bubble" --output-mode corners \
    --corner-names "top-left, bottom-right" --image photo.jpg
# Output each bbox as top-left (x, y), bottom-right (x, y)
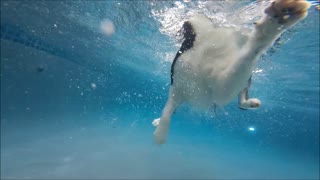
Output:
top-left (91, 83), bottom-right (97, 89)
top-left (100, 19), bottom-right (115, 36)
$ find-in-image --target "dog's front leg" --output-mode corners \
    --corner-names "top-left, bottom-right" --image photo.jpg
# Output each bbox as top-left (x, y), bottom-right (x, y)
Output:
top-left (153, 89), bottom-right (180, 144)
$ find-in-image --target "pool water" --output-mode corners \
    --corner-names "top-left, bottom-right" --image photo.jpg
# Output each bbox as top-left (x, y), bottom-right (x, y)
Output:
top-left (1, 1), bottom-right (319, 179)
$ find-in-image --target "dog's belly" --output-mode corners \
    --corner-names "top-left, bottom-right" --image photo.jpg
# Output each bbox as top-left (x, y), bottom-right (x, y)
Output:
top-left (170, 19), bottom-right (253, 109)
top-left (172, 57), bottom-right (249, 109)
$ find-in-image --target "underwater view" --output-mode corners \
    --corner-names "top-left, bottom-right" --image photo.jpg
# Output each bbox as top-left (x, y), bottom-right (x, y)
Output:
top-left (1, 0), bottom-right (319, 179)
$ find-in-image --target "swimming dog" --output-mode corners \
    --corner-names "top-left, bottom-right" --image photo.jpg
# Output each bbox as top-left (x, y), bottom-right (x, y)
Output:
top-left (152, 0), bottom-right (311, 144)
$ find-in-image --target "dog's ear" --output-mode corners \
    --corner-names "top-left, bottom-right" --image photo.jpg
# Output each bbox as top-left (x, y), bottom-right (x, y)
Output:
top-left (264, 1), bottom-right (276, 17)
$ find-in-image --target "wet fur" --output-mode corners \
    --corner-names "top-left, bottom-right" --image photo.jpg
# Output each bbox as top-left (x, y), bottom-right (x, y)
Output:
top-left (153, 0), bottom-right (310, 144)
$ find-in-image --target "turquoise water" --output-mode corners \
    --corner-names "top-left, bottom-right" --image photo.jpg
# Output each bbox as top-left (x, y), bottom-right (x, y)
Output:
top-left (1, 0), bottom-right (319, 179)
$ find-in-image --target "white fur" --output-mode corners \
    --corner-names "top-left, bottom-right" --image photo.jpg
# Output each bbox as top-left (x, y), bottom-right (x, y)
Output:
top-left (153, 0), bottom-right (310, 144)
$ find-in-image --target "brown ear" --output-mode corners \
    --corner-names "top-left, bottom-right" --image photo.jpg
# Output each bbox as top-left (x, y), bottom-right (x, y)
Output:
top-left (264, 1), bottom-right (276, 16)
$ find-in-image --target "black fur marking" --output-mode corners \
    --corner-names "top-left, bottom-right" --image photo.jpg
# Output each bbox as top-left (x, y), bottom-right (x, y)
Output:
top-left (239, 107), bottom-right (249, 111)
top-left (238, 75), bottom-right (253, 110)
top-left (170, 21), bottom-right (196, 85)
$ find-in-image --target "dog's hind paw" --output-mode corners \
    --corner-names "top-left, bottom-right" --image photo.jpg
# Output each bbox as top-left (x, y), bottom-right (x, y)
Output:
top-left (239, 98), bottom-right (261, 110)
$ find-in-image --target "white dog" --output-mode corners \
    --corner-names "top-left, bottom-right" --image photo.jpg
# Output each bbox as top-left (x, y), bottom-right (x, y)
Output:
top-left (152, 0), bottom-right (311, 144)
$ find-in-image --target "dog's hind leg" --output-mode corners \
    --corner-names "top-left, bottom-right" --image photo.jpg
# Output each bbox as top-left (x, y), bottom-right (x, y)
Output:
top-left (153, 89), bottom-right (180, 144)
top-left (238, 76), bottom-right (261, 110)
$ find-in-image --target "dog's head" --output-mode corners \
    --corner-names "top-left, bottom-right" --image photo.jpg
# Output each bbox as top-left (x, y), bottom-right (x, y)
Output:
top-left (264, 0), bottom-right (310, 26)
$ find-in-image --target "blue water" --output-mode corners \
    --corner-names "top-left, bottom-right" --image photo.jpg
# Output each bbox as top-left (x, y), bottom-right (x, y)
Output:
top-left (1, 1), bottom-right (319, 179)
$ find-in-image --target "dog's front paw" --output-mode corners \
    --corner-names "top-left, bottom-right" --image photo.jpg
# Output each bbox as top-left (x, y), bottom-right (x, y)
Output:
top-left (153, 125), bottom-right (168, 144)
